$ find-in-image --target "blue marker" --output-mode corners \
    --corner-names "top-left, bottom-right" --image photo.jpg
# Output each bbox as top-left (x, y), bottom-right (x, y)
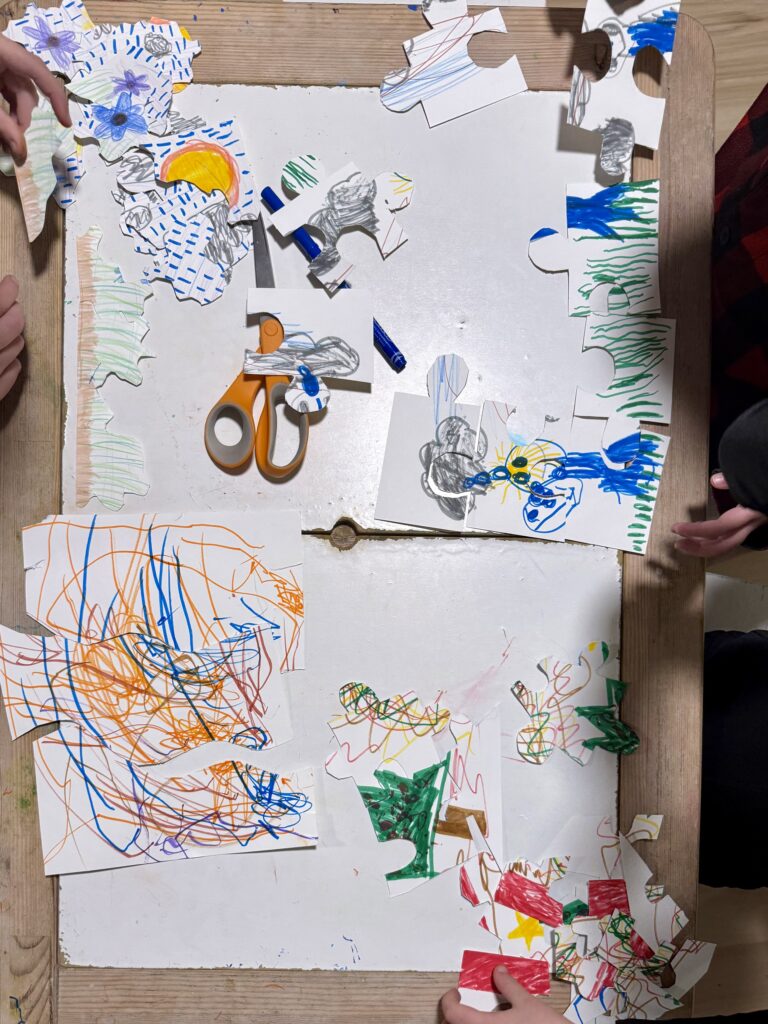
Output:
top-left (261, 185), bottom-right (407, 372)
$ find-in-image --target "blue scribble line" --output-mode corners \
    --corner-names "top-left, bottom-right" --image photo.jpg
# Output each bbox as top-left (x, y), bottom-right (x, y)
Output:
top-left (628, 9), bottom-right (679, 56)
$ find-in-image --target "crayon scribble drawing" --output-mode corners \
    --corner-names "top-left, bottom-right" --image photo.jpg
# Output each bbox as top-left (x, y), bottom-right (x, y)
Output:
top-left (0, 97), bottom-right (83, 240)
top-left (465, 402), bottom-right (669, 554)
top-left (511, 641), bottom-right (639, 767)
top-left (576, 313), bottom-right (676, 425)
top-left (529, 179), bottom-right (661, 318)
top-left (326, 682), bottom-right (502, 896)
top-left (270, 156), bottom-right (414, 294)
top-left (75, 226), bottom-right (152, 510)
top-left (0, 512), bottom-right (313, 874)
top-left (568, 1), bottom-right (681, 155)
top-left (379, 0), bottom-right (527, 127)
top-left (33, 722), bottom-right (317, 874)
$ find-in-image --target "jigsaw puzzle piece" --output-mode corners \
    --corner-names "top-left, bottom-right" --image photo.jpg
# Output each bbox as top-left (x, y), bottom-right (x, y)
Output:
top-left (511, 641), bottom-right (638, 766)
top-left (270, 157), bottom-right (414, 293)
top-left (376, 355), bottom-right (482, 530)
top-left (575, 313), bottom-right (676, 427)
top-left (530, 179), bottom-right (661, 317)
top-left (561, 416), bottom-right (669, 553)
top-left (380, 0), bottom-right (527, 127)
top-left (568, 1), bottom-right (681, 153)
top-left (465, 400), bottom-right (577, 540)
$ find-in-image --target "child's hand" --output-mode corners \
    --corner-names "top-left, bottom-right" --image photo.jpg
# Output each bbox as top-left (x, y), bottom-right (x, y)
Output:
top-left (0, 36), bottom-right (71, 161)
top-left (0, 275), bottom-right (25, 400)
top-left (441, 967), bottom-right (568, 1024)
top-left (672, 472), bottom-right (768, 558)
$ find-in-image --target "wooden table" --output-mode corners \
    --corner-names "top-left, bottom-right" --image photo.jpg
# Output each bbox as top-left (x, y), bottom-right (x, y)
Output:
top-left (0, 3), bottom-right (714, 1021)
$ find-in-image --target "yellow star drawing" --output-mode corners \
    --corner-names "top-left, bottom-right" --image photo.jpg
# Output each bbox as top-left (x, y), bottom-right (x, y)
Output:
top-left (507, 911), bottom-right (545, 951)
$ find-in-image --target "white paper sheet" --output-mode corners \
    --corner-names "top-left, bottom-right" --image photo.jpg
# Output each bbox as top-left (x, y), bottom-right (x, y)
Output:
top-left (60, 85), bottom-right (601, 526)
top-left (380, 1), bottom-right (527, 127)
top-left (59, 535), bottom-right (621, 970)
top-left (34, 721), bottom-right (317, 874)
top-left (244, 287), bottom-right (374, 386)
top-left (568, 2), bottom-right (681, 153)
top-left (22, 512), bottom-right (304, 668)
top-left (529, 179), bottom-right (662, 318)
top-left (575, 314), bottom-right (675, 427)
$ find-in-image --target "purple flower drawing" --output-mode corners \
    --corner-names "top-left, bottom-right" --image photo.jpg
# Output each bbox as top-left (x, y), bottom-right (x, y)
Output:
top-left (23, 15), bottom-right (79, 71)
top-left (93, 92), bottom-right (148, 143)
top-left (112, 69), bottom-right (151, 98)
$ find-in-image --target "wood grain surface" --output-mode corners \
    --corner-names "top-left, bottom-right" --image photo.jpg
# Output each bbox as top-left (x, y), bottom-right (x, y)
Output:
top-left (0, 3), bottom-right (714, 1023)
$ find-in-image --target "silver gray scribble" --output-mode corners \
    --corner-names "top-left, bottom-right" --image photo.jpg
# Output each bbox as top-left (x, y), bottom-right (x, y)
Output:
top-left (568, 68), bottom-right (590, 127)
top-left (143, 32), bottom-right (172, 57)
top-left (201, 200), bottom-right (251, 274)
top-left (165, 109), bottom-right (208, 136)
top-left (307, 172), bottom-right (379, 279)
top-left (244, 333), bottom-right (360, 379)
top-left (122, 202), bottom-right (153, 233)
top-left (598, 117), bottom-right (635, 178)
top-left (116, 151), bottom-right (156, 192)
top-left (420, 417), bottom-right (487, 521)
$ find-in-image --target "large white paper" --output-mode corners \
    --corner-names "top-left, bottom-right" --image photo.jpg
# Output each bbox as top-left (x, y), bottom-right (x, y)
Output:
top-left (60, 85), bottom-right (602, 526)
top-left (59, 536), bottom-right (621, 970)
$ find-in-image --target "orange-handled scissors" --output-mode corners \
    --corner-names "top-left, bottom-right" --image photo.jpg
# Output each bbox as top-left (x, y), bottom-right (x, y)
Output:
top-left (204, 216), bottom-right (309, 480)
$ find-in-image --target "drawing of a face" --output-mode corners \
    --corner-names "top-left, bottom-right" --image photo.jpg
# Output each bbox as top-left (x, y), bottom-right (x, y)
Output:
top-left (523, 477), bottom-right (584, 534)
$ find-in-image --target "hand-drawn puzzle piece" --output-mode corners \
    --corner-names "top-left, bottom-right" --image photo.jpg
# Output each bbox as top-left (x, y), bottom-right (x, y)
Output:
top-left (77, 225), bottom-right (151, 387)
top-left (463, 394), bottom-right (668, 553)
top-left (0, 624), bottom-right (293, 758)
top-left (244, 286), bottom-right (373, 395)
top-left (326, 682), bottom-right (502, 895)
top-left (3, 0), bottom-right (91, 75)
top-left (270, 156), bottom-right (414, 293)
top-left (0, 98), bottom-right (82, 240)
top-left (380, 0), bottom-right (528, 127)
top-left (33, 720), bottom-right (316, 875)
top-left (375, 355), bottom-right (484, 530)
top-left (84, 19), bottom-right (201, 88)
top-left (141, 121), bottom-right (257, 223)
top-left (75, 226), bottom-right (152, 509)
top-left (568, 2), bottom-right (681, 156)
top-left (541, 814), bottom-right (715, 1021)
top-left (72, 92), bottom-right (151, 163)
top-left (464, 400), bottom-right (572, 539)
top-left (530, 179), bottom-right (661, 317)
top-left (561, 417), bottom-right (669, 554)
top-left (575, 313), bottom-right (676, 426)
top-left (117, 181), bottom-right (252, 304)
top-left (511, 641), bottom-right (639, 766)
top-left (68, 40), bottom-right (174, 139)
top-left (458, 949), bottom-right (550, 1010)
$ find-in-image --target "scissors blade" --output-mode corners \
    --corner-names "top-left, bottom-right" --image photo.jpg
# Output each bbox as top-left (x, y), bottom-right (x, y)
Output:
top-left (252, 214), bottom-right (275, 290)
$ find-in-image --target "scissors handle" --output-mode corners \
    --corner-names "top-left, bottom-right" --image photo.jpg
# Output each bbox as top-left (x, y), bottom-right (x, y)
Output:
top-left (255, 376), bottom-right (310, 480)
top-left (204, 373), bottom-right (261, 471)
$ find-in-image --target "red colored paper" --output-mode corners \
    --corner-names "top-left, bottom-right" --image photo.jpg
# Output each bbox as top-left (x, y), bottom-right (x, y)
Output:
top-left (460, 865), bottom-right (480, 907)
top-left (630, 929), bottom-right (655, 960)
top-left (459, 950), bottom-right (550, 995)
top-left (494, 871), bottom-right (563, 926)
top-left (588, 879), bottom-right (630, 918)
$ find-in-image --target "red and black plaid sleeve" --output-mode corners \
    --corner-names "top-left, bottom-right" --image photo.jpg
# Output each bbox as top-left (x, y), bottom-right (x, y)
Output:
top-left (711, 83), bottom-right (768, 472)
